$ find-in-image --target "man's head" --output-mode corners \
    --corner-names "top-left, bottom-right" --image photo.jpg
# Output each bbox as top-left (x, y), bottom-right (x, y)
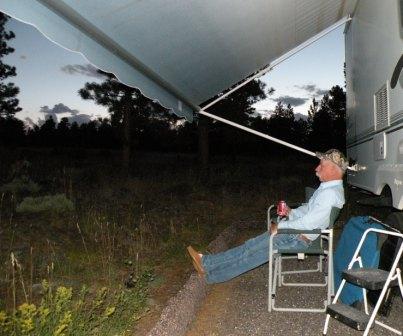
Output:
top-left (315, 149), bottom-right (348, 182)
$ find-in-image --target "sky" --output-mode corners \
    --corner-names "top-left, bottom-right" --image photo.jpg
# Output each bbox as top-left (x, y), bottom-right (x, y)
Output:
top-left (3, 16), bottom-right (345, 126)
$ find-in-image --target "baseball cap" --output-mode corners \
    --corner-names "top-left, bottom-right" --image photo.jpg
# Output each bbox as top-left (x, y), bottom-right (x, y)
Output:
top-left (316, 149), bottom-right (348, 171)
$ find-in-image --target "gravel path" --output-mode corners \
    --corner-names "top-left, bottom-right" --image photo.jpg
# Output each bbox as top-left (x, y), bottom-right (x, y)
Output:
top-left (186, 256), bottom-right (403, 336)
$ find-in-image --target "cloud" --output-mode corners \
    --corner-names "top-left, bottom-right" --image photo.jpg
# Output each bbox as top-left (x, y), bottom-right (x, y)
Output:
top-left (315, 89), bottom-right (328, 96)
top-left (68, 114), bottom-right (93, 124)
top-left (294, 113), bottom-right (308, 121)
top-left (39, 103), bottom-right (79, 115)
top-left (253, 109), bottom-right (274, 118)
top-left (295, 84), bottom-right (328, 97)
top-left (38, 103), bottom-right (85, 125)
top-left (271, 95), bottom-right (308, 107)
top-left (60, 63), bottom-right (105, 79)
top-left (24, 117), bottom-right (36, 129)
top-left (296, 84), bottom-right (317, 93)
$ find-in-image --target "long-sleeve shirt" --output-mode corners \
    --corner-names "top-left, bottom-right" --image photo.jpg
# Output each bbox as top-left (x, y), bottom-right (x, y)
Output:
top-left (278, 180), bottom-right (345, 240)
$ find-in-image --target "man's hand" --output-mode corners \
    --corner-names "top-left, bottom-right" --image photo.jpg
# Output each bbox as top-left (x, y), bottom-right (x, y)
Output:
top-left (276, 203), bottom-right (291, 217)
top-left (270, 221), bottom-right (278, 235)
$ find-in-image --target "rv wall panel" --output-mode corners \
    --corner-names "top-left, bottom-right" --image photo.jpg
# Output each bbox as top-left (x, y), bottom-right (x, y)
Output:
top-left (347, 0), bottom-right (403, 209)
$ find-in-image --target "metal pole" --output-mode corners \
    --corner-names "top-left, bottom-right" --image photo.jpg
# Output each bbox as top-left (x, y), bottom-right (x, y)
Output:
top-left (199, 110), bottom-right (316, 157)
top-left (198, 16), bottom-right (351, 113)
top-left (197, 15), bottom-right (353, 163)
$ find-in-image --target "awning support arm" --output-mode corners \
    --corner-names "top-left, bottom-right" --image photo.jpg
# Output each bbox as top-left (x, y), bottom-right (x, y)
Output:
top-left (199, 110), bottom-right (362, 171)
top-left (198, 15), bottom-right (352, 113)
top-left (197, 15), bottom-right (355, 165)
top-left (199, 110), bottom-right (316, 157)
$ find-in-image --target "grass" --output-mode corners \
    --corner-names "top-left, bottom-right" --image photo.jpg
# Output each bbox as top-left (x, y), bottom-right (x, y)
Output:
top-left (1, 148), bottom-right (385, 335)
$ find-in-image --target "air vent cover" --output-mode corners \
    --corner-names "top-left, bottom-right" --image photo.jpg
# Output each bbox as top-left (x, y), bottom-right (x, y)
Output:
top-left (374, 84), bottom-right (389, 130)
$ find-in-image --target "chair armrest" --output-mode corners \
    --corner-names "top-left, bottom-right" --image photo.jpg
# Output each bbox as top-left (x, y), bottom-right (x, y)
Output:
top-left (287, 202), bottom-right (303, 208)
top-left (269, 207), bottom-right (277, 216)
top-left (277, 228), bottom-right (322, 234)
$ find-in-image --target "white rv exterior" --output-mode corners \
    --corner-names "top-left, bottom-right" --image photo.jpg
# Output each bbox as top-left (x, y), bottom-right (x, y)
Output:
top-left (346, 0), bottom-right (403, 210)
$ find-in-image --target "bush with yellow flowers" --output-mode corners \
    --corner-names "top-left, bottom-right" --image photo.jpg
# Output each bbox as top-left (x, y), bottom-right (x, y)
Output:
top-left (0, 269), bottom-right (154, 336)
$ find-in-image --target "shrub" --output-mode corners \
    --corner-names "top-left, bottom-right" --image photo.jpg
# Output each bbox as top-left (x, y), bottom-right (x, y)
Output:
top-left (0, 270), bottom-right (154, 336)
top-left (0, 177), bottom-right (41, 196)
top-left (16, 194), bottom-right (74, 214)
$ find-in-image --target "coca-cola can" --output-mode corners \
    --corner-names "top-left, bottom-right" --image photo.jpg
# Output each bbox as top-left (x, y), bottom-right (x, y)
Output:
top-left (277, 200), bottom-right (287, 217)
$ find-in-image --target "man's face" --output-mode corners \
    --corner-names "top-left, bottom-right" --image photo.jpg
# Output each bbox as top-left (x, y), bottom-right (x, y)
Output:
top-left (315, 159), bottom-right (341, 182)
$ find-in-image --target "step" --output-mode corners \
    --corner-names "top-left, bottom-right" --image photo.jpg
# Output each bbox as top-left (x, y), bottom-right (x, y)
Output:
top-left (342, 268), bottom-right (397, 290)
top-left (326, 303), bottom-right (373, 331)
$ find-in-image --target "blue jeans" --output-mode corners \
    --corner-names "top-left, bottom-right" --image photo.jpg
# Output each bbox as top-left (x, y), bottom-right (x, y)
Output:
top-left (202, 232), bottom-right (311, 284)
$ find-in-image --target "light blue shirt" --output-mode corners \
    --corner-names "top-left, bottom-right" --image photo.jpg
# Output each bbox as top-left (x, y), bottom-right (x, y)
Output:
top-left (278, 180), bottom-right (345, 241)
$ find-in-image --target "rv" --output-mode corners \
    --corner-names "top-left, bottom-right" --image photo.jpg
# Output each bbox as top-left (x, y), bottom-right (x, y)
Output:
top-left (346, 0), bottom-right (403, 223)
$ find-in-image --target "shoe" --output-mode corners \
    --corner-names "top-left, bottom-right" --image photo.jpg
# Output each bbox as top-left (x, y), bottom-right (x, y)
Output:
top-left (187, 246), bottom-right (205, 277)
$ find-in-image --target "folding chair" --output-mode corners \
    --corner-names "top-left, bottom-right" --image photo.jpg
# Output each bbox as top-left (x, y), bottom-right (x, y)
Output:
top-left (267, 191), bottom-right (340, 312)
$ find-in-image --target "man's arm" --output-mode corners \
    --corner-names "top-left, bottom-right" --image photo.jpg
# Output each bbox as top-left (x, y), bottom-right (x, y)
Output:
top-left (288, 203), bottom-right (309, 220)
top-left (278, 189), bottom-right (337, 231)
top-left (278, 205), bottom-right (331, 231)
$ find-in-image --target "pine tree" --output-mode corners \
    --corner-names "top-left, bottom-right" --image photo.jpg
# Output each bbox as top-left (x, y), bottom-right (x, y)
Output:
top-left (308, 86), bottom-right (346, 152)
top-left (307, 98), bottom-right (318, 124)
top-left (0, 13), bottom-right (22, 118)
top-left (79, 70), bottom-right (172, 172)
top-left (268, 102), bottom-right (295, 143)
top-left (199, 79), bottom-right (268, 162)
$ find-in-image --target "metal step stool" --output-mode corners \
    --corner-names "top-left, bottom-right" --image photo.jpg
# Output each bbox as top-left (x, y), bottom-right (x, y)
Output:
top-left (323, 227), bottom-right (403, 336)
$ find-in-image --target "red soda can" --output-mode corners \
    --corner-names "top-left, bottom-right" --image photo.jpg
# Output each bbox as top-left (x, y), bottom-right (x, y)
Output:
top-left (277, 200), bottom-right (287, 217)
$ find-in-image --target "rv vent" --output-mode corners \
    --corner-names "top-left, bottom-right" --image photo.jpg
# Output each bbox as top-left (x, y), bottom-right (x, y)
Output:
top-left (375, 84), bottom-right (389, 130)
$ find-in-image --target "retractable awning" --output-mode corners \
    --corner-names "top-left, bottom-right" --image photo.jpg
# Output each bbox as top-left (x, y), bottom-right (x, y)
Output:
top-left (0, 0), bottom-right (358, 121)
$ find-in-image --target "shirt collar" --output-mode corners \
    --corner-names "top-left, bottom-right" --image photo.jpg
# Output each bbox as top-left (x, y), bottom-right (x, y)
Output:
top-left (319, 180), bottom-right (343, 189)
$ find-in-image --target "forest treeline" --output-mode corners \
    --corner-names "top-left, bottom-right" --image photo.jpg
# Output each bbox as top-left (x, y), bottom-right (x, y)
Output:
top-left (0, 84), bottom-right (346, 156)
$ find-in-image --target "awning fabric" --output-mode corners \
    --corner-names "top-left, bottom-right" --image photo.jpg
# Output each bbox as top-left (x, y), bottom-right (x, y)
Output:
top-left (0, 0), bottom-right (358, 121)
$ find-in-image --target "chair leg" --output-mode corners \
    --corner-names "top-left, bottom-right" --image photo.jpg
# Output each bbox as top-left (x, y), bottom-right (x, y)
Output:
top-left (268, 255), bottom-right (272, 312)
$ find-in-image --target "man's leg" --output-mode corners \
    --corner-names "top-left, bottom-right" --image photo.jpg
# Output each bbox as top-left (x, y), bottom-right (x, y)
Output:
top-left (202, 231), bottom-right (269, 283)
top-left (202, 233), bottom-right (310, 284)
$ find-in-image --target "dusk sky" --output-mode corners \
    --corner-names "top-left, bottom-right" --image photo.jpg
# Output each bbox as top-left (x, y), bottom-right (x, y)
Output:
top-left (4, 16), bottom-right (345, 126)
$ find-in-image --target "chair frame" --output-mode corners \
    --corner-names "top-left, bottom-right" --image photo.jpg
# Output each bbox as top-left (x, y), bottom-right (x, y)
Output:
top-left (267, 205), bottom-right (340, 313)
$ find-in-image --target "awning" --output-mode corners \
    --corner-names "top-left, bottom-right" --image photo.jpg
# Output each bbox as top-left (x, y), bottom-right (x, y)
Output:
top-left (0, 0), bottom-right (358, 121)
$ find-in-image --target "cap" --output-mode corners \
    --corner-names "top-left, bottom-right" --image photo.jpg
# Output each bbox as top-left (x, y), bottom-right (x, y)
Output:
top-left (316, 149), bottom-right (348, 171)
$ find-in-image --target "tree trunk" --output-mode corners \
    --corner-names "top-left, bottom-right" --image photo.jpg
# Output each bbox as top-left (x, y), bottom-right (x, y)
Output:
top-left (122, 105), bottom-right (132, 175)
top-left (198, 116), bottom-right (209, 167)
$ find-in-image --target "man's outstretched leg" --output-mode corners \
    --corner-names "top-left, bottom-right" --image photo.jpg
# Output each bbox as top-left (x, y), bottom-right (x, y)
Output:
top-left (187, 233), bottom-right (310, 284)
top-left (188, 232), bottom-right (269, 283)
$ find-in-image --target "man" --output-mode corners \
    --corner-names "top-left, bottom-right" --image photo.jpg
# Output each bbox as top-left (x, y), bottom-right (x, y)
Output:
top-left (187, 149), bottom-right (347, 284)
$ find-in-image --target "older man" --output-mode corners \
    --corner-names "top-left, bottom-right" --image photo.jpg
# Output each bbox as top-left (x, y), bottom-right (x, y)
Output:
top-left (188, 149), bottom-right (347, 284)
